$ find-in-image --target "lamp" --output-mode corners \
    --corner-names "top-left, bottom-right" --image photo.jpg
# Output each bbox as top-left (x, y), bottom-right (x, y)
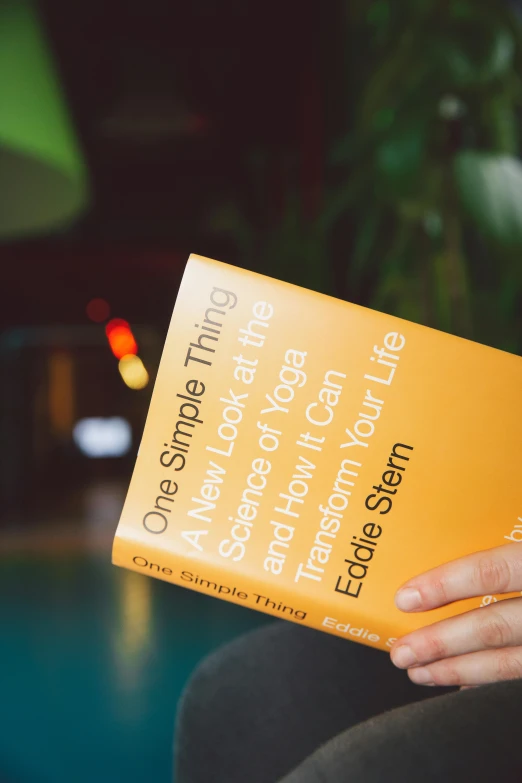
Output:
top-left (0, 0), bottom-right (89, 240)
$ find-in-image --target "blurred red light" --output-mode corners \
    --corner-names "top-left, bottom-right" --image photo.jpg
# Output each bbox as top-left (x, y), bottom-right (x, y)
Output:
top-left (86, 298), bottom-right (110, 322)
top-left (108, 328), bottom-right (138, 359)
top-left (105, 319), bottom-right (138, 359)
top-left (105, 318), bottom-right (130, 337)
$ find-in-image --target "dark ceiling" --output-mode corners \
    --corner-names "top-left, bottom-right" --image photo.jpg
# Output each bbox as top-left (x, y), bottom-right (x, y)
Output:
top-left (42, 0), bottom-right (322, 241)
top-left (2, 1), bottom-right (336, 327)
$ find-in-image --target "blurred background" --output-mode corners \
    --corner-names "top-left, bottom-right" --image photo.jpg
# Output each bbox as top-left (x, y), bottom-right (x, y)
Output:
top-left (2, 0), bottom-right (522, 780)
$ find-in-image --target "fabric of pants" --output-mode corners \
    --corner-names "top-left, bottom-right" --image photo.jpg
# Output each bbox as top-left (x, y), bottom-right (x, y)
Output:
top-left (175, 621), bottom-right (522, 782)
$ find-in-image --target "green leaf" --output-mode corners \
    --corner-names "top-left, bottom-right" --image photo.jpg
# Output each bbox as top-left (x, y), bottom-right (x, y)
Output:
top-left (432, 253), bottom-right (453, 331)
top-left (348, 207), bottom-right (383, 286)
top-left (366, 0), bottom-right (390, 28)
top-left (375, 124), bottom-right (426, 195)
top-left (454, 151), bottom-right (522, 246)
top-left (373, 271), bottom-right (425, 324)
top-left (437, 23), bottom-right (514, 88)
top-left (487, 92), bottom-right (518, 155)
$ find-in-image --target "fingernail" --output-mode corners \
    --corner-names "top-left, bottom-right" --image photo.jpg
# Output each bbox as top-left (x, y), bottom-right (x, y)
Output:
top-left (392, 645), bottom-right (417, 669)
top-left (395, 587), bottom-right (422, 611)
top-left (408, 667), bottom-right (434, 686)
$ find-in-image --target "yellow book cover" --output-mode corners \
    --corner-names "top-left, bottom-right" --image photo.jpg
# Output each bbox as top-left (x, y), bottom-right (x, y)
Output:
top-left (112, 254), bottom-right (522, 651)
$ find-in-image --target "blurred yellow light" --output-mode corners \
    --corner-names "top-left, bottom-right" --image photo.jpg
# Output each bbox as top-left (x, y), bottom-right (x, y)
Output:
top-left (120, 570), bottom-right (152, 660)
top-left (118, 354), bottom-right (149, 390)
top-left (48, 350), bottom-right (75, 435)
top-left (113, 570), bottom-right (153, 690)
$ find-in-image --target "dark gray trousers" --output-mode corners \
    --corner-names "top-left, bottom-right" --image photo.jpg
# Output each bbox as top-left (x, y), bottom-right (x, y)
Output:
top-left (175, 622), bottom-right (522, 782)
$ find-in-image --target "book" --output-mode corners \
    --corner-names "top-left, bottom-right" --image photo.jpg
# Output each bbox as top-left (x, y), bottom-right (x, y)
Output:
top-left (112, 254), bottom-right (522, 651)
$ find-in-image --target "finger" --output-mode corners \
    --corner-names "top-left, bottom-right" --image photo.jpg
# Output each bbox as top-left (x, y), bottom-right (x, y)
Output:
top-left (390, 597), bottom-right (522, 669)
top-left (394, 542), bottom-right (522, 612)
top-left (405, 646), bottom-right (522, 687)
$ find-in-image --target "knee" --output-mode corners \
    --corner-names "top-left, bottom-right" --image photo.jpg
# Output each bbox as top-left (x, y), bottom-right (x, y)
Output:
top-left (176, 645), bottom-right (224, 749)
top-left (176, 623), bottom-right (293, 782)
top-left (176, 622), bottom-right (315, 745)
top-left (176, 623), bottom-right (278, 745)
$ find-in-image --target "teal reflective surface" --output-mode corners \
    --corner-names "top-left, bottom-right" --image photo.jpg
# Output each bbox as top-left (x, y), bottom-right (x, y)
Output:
top-left (0, 553), bottom-right (269, 782)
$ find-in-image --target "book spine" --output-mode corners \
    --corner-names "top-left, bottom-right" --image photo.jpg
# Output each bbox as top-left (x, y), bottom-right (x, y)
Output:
top-left (113, 534), bottom-right (395, 650)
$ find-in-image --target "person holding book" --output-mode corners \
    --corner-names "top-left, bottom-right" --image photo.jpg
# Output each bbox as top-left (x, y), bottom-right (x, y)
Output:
top-left (111, 255), bottom-right (522, 780)
top-left (176, 540), bottom-right (522, 782)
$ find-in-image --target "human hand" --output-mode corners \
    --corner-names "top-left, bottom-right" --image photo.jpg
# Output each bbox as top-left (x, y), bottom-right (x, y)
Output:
top-left (390, 542), bottom-right (522, 687)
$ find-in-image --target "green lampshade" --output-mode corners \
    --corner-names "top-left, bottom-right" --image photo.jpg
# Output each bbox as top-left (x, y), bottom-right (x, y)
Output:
top-left (0, 0), bottom-right (89, 240)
